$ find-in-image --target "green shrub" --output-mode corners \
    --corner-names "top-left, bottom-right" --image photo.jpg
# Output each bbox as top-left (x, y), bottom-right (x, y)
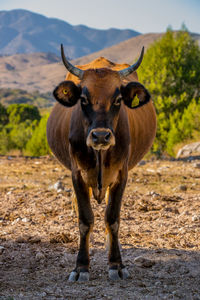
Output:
top-left (166, 98), bottom-right (200, 155)
top-left (26, 114), bottom-right (50, 156)
top-left (0, 103), bottom-right (8, 126)
top-left (137, 27), bottom-right (200, 155)
top-left (0, 104), bottom-right (41, 155)
top-left (7, 104), bottom-right (41, 124)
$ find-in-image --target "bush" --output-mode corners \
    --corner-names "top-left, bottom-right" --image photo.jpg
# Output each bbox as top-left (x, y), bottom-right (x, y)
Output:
top-left (137, 27), bottom-right (200, 155)
top-left (166, 98), bottom-right (200, 155)
top-left (0, 103), bottom-right (8, 126)
top-left (7, 104), bottom-right (41, 124)
top-left (9, 120), bottom-right (38, 151)
top-left (0, 103), bottom-right (41, 155)
top-left (26, 114), bottom-right (50, 156)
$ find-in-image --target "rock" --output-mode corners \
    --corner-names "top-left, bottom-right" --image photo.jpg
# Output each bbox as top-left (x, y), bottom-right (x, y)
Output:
top-left (41, 292), bottom-right (47, 298)
top-left (0, 246), bottom-right (5, 254)
top-left (189, 268), bottom-right (200, 278)
top-left (193, 163), bottom-right (200, 169)
top-left (29, 236), bottom-right (41, 244)
top-left (36, 252), bottom-right (45, 261)
top-left (49, 181), bottom-right (64, 192)
top-left (138, 160), bottom-right (146, 166)
top-left (178, 185), bottom-right (187, 191)
top-left (59, 259), bottom-right (68, 267)
top-left (11, 217), bottom-right (21, 225)
top-left (147, 191), bottom-right (160, 197)
top-left (16, 236), bottom-right (27, 243)
top-left (146, 168), bottom-right (156, 173)
top-left (22, 217), bottom-right (29, 223)
top-left (49, 181), bottom-right (71, 194)
top-left (134, 256), bottom-right (155, 268)
top-left (21, 268), bottom-right (29, 274)
top-left (54, 181), bottom-right (64, 191)
top-left (151, 191), bottom-right (160, 198)
top-left (192, 215), bottom-right (200, 221)
top-left (176, 141), bottom-right (200, 158)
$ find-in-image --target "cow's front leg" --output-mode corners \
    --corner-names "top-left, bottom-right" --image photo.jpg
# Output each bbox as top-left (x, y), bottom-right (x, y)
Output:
top-left (105, 167), bottom-right (129, 280)
top-left (68, 170), bottom-right (94, 282)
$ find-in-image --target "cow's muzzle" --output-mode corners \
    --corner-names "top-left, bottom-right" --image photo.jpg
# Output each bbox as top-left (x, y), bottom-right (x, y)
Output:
top-left (86, 128), bottom-right (115, 150)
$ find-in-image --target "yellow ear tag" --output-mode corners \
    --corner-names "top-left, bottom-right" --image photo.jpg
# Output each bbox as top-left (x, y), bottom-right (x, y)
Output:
top-left (63, 89), bottom-right (68, 95)
top-left (131, 95), bottom-right (140, 107)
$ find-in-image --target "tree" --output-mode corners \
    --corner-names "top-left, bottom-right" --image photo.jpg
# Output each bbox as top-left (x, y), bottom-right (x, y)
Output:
top-left (7, 104), bottom-right (41, 124)
top-left (0, 104), bottom-right (41, 155)
top-left (9, 120), bottom-right (38, 151)
top-left (26, 114), bottom-right (50, 156)
top-left (0, 103), bottom-right (8, 126)
top-left (137, 28), bottom-right (200, 155)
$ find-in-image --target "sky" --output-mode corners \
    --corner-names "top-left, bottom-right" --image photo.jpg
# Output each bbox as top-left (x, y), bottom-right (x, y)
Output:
top-left (0, 0), bottom-right (200, 34)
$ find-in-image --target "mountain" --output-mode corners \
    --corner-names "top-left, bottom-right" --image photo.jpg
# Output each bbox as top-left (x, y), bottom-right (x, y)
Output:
top-left (73, 32), bottom-right (200, 66)
top-left (72, 33), bottom-right (164, 65)
top-left (0, 32), bottom-right (199, 94)
top-left (0, 9), bottom-right (140, 58)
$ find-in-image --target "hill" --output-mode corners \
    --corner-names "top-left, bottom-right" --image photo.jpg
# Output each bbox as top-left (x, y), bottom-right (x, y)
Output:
top-left (0, 9), bottom-right (139, 58)
top-left (73, 32), bottom-right (200, 65)
top-left (0, 88), bottom-right (54, 108)
top-left (0, 32), bottom-right (199, 94)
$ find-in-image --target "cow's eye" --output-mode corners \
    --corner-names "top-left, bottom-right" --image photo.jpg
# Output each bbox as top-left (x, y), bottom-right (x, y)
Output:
top-left (80, 96), bottom-right (89, 105)
top-left (113, 96), bottom-right (122, 106)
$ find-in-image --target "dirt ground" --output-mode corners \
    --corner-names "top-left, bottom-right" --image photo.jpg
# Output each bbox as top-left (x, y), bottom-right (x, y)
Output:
top-left (0, 155), bottom-right (200, 300)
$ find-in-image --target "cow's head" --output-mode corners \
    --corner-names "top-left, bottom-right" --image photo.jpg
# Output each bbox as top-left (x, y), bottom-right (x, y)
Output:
top-left (53, 45), bottom-right (150, 151)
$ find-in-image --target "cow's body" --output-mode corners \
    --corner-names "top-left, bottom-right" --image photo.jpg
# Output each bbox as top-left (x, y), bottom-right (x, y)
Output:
top-left (47, 54), bottom-right (156, 281)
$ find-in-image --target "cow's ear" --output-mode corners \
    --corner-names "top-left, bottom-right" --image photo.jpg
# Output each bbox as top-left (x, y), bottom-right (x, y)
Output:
top-left (53, 81), bottom-right (81, 107)
top-left (121, 82), bottom-right (151, 109)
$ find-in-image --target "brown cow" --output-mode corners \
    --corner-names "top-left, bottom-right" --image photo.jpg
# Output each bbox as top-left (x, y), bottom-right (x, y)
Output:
top-left (47, 45), bottom-right (156, 281)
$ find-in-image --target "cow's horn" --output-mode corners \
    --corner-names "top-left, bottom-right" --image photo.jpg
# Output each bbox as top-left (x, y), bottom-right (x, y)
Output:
top-left (61, 44), bottom-right (84, 79)
top-left (118, 46), bottom-right (144, 78)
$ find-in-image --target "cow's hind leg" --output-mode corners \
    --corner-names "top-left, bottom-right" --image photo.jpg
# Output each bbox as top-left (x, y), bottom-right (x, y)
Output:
top-left (105, 167), bottom-right (129, 280)
top-left (68, 170), bottom-right (94, 282)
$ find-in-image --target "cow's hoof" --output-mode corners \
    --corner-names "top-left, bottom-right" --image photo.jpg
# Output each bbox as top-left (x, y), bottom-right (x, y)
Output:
top-left (109, 266), bottom-right (130, 280)
top-left (77, 271), bottom-right (90, 282)
top-left (120, 267), bottom-right (130, 280)
top-left (109, 269), bottom-right (121, 280)
top-left (68, 270), bottom-right (89, 282)
top-left (68, 271), bottom-right (78, 282)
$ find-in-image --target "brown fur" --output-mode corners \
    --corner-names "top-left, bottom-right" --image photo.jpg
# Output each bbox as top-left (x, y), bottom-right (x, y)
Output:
top-left (47, 57), bottom-right (156, 174)
top-left (46, 56), bottom-right (157, 280)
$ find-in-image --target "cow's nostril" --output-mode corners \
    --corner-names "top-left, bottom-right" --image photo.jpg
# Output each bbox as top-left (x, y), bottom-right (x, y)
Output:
top-left (92, 131), bottom-right (98, 142)
top-left (104, 132), bottom-right (111, 142)
top-left (91, 130), bottom-right (111, 144)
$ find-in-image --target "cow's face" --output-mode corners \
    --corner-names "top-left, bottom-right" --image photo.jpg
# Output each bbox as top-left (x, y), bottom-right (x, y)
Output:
top-left (53, 69), bottom-right (150, 151)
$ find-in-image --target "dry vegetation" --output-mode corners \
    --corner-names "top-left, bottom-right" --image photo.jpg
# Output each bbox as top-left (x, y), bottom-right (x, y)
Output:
top-left (0, 156), bottom-right (200, 299)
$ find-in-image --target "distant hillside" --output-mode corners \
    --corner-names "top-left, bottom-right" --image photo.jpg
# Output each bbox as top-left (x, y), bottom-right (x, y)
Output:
top-left (0, 32), bottom-right (199, 94)
top-left (0, 9), bottom-right (140, 58)
top-left (0, 88), bottom-right (55, 108)
top-left (73, 32), bottom-right (200, 65)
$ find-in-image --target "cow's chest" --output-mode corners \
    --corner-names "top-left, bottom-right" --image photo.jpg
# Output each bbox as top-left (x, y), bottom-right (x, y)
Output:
top-left (80, 164), bottom-right (119, 189)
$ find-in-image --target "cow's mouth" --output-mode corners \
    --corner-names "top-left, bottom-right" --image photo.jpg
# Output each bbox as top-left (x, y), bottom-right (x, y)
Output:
top-left (91, 144), bottom-right (111, 151)
top-left (86, 128), bottom-right (115, 150)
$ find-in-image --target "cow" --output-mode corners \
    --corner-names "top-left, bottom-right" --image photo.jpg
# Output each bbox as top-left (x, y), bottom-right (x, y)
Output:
top-left (47, 45), bottom-right (157, 282)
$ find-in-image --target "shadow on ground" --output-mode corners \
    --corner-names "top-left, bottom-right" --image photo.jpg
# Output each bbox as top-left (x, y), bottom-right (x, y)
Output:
top-left (0, 239), bottom-right (200, 300)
